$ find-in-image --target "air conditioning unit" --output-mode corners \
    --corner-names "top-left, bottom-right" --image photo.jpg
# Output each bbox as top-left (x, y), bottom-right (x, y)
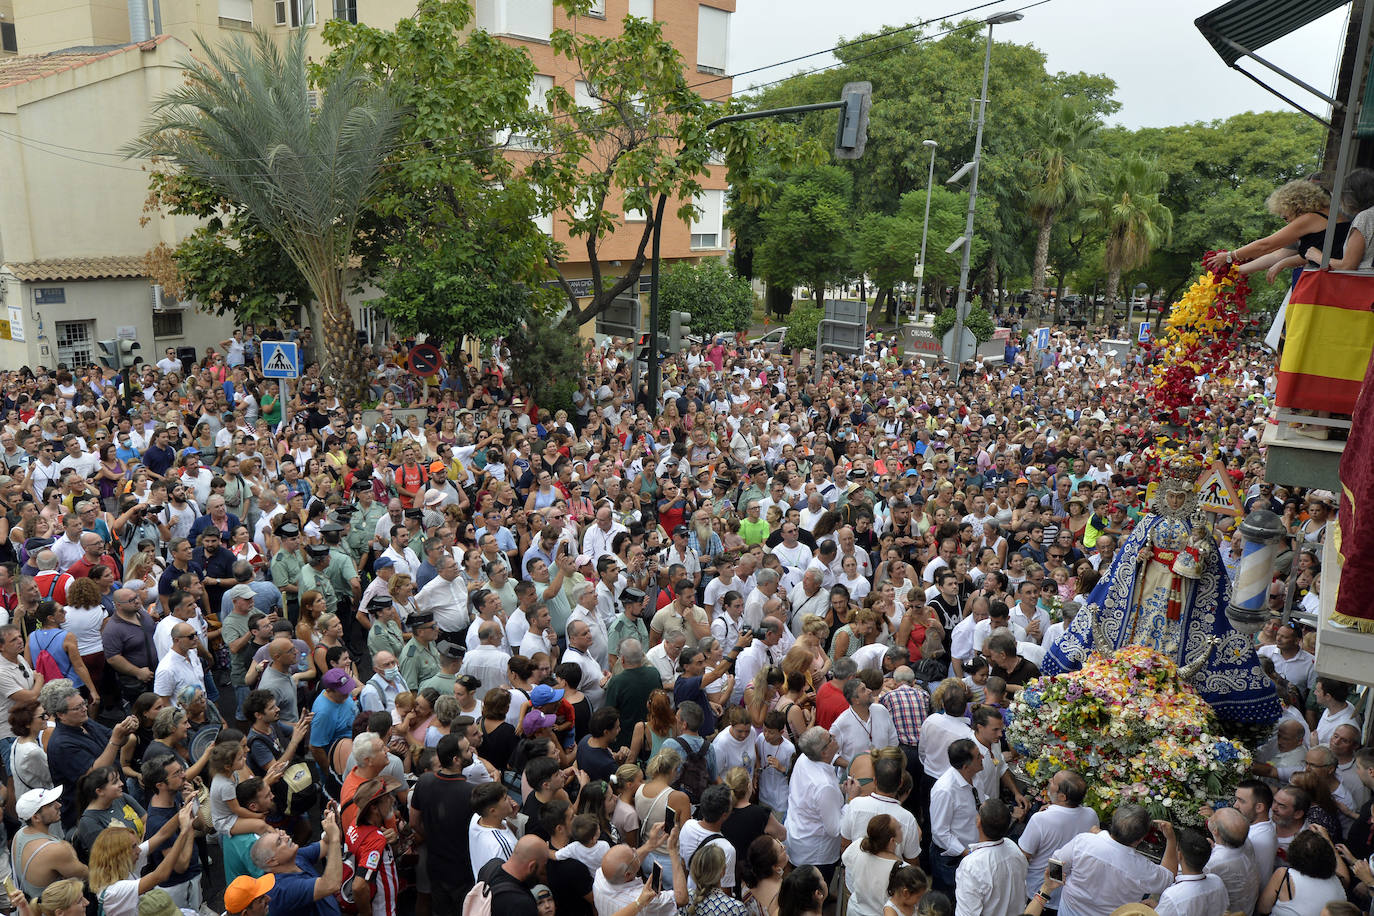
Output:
top-left (152, 284), bottom-right (183, 311)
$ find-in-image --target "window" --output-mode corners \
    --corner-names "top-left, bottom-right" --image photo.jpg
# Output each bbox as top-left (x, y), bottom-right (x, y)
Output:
top-left (533, 212), bottom-right (554, 235)
top-left (690, 189), bottom-right (725, 249)
top-left (0, 23), bottom-right (16, 54)
top-left (628, 0), bottom-right (654, 19)
top-left (474, 0), bottom-right (554, 42)
top-left (153, 312), bottom-right (184, 339)
top-left (588, 0), bottom-right (606, 15)
top-left (625, 206), bottom-right (648, 222)
top-left (274, 0), bottom-right (315, 27)
top-left (697, 5), bottom-right (730, 74)
top-left (574, 80), bottom-right (602, 112)
top-left (332, 0), bottom-right (357, 22)
top-left (55, 320), bottom-right (94, 370)
top-left (510, 75), bottom-right (554, 149)
top-left (219, 0), bottom-right (253, 22)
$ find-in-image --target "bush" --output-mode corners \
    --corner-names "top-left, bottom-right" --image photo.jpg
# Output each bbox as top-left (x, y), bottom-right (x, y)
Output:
top-left (657, 260), bottom-right (754, 339)
top-left (784, 302), bottom-right (823, 351)
top-left (933, 304), bottom-right (996, 343)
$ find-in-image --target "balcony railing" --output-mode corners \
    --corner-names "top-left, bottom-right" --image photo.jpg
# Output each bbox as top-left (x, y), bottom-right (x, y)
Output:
top-left (1313, 527), bottom-right (1374, 687)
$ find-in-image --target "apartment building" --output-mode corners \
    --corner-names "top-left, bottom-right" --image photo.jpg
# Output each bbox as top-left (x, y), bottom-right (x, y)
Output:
top-left (0, 0), bottom-right (732, 363)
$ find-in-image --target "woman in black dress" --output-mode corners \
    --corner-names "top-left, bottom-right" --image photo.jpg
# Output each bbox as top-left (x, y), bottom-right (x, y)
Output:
top-left (720, 766), bottom-right (787, 861)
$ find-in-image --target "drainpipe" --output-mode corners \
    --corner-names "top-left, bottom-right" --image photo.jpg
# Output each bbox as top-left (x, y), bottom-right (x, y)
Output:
top-left (128, 0), bottom-right (151, 43)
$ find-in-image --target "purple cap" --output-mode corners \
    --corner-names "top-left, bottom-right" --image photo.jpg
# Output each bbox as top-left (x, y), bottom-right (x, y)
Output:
top-left (522, 710), bottom-right (557, 733)
top-left (321, 667), bottom-right (358, 694)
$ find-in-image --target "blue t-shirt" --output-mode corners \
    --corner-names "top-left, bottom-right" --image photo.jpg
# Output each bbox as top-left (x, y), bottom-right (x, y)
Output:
top-left (267, 843), bottom-right (342, 916)
top-left (309, 694), bottom-right (358, 748)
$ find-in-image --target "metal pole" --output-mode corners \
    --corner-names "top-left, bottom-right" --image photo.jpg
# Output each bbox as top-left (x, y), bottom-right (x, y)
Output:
top-left (1321, 0), bottom-right (1374, 264)
top-left (948, 21), bottom-right (997, 379)
top-left (913, 140), bottom-right (937, 320)
top-left (647, 192), bottom-right (668, 413)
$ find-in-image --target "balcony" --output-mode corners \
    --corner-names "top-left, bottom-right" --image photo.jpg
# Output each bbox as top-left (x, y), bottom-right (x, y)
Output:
top-left (1313, 528), bottom-right (1374, 687)
top-left (1261, 409), bottom-right (1345, 491)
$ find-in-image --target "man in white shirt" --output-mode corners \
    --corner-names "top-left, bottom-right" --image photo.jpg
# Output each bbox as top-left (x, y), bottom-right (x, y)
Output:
top-left (1203, 808), bottom-right (1260, 916)
top-left (1017, 770), bottom-right (1098, 911)
top-left (970, 706), bottom-right (1027, 815)
top-left (592, 838), bottom-right (678, 916)
top-left (459, 621), bottom-right (511, 701)
top-left (742, 569), bottom-right (781, 629)
top-left (1053, 805), bottom-right (1176, 916)
top-left (1314, 678), bottom-right (1360, 746)
top-left (1232, 778), bottom-right (1278, 879)
top-left (787, 570), bottom-right (829, 636)
top-left (565, 618), bottom-right (609, 710)
top-left (415, 554), bottom-right (470, 641)
top-left (379, 526), bottom-right (420, 580)
top-left (154, 622), bottom-right (205, 701)
top-left (786, 727), bottom-right (850, 877)
top-left (1156, 828), bottom-right (1228, 916)
top-left (678, 785), bottom-right (736, 891)
top-left (919, 681), bottom-right (975, 781)
top-left (771, 523), bottom-right (813, 571)
top-left (646, 629), bottom-right (685, 687)
top-left (1331, 724), bottom-right (1372, 813)
top-left (840, 754), bottom-right (921, 863)
top-left (829, 678), bottom-right (898, 762)
top-left (929, 738), bottom-right (985, 894)
top-left (1256, 624), bottom-right (1316, 692)
top-left (581, 507), bottom-right (626, 563)
top-left (955, 799), bottom-right (1028, 916)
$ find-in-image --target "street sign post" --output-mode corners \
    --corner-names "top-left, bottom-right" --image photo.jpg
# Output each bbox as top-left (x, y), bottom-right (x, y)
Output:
top-left (1138, 321), bottom-right (1152, 344)
top-left (595, 294), bottom-right (641, 339)
top-left (407, 343), bottom-right (444, 378)
top-left (1036, 327), bottom-right (1051, 350)
top-left (261, 341), bottom-right (301, 379)
top-left (814, 299), bottom-right (867, 383)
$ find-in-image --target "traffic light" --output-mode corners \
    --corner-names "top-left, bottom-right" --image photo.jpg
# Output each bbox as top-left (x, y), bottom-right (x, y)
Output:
top-left (117, 338), bottom-right (142, 369)
top-left (833, 81), bottom-right (872, 161)
top-left (667, 310), bottom-right (692, 354)
top-left (97, 340), bottom-right (120, 371)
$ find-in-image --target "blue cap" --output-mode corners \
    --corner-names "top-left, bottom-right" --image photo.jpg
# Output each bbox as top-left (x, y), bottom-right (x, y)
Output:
top-left (373, 556), bottom-right (395, 572)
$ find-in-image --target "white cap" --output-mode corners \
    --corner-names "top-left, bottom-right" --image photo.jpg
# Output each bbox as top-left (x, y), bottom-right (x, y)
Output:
top-left (16, 786), bottom-right (62, 821)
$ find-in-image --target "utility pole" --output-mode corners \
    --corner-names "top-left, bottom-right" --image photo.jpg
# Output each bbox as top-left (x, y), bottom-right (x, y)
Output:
top-left (947, 12), bottom-right (1023, 379)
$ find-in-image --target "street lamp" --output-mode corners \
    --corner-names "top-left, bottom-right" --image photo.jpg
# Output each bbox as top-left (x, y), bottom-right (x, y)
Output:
top-left (1128, 280), bottom-right (1149, 333)
top-left (911, 139), bottom-right (938, 320)
top-left (945, 10), bottom-right (1023, 377)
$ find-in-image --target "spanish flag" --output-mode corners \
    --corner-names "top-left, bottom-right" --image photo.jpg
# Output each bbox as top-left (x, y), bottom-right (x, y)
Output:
top-left (1276, 270), bottom-right (1374, 413)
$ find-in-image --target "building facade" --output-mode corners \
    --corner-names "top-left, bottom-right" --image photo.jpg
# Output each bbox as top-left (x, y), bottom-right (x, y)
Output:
top-left (0, 0), bottom-right (732, 364)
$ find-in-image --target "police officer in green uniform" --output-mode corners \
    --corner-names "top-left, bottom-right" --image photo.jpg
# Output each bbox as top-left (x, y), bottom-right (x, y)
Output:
top-left (403, 508), bottom-right (427, 558)
top-left (270, 522), bottom-right (305, 623)
top-left (321, 520), bottom-right (363, 658)
top-left (348, 482), bottom-right (388, 567)
top-left (399, 611), bottom-right (441, 689)
top-left (300, 544), bottom-right (339, 618)
top-left (419, 642), bottom-right (466, 694)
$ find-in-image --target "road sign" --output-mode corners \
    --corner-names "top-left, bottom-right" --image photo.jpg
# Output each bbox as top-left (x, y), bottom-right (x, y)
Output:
top-left (261, 341), bottom-right (301, 379)
top-left (1138, 321), bottom-right (1152, 344)
top-left (595, 294), bottom-right (641, 339)
top-left (1036, 327), bottom-right (1051, 350)
top-left (1196, 461), bottom-right (1243, 517)
top-left (407, 343), bottom-right (444, 378)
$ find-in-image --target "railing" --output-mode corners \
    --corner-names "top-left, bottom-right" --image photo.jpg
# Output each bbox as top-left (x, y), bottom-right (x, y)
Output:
top-left (1314, 521), bottom-right (1374, 688)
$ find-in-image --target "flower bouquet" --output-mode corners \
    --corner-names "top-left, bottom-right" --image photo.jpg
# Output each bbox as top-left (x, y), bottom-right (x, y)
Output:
top-left (1007, 645), bottom-right (1251, 826)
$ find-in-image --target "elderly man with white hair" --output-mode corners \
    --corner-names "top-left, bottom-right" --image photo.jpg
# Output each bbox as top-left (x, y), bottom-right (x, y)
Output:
top-left (591, 824), bottom-right (676, 916)
top-left (788, 569), bottom-right (829, 636)
top-left (460, 621), bottom-right (512, 701)
top-left (742, 567), bottom-right (780, 629)
top-left (416, 554), bottom-right (470, 643)
top-left (786, 726), bottom-right (855, 881)
top-left (646, 629), bottom-right (686, 688)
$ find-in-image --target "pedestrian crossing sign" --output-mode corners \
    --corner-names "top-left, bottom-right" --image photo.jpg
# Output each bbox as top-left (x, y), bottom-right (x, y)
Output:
top-left (262, 341), bottom-right (300, 378)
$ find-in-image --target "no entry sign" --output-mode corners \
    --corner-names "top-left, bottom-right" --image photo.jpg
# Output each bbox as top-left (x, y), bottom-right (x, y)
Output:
top-left (407, 343), bottom-right (444, 378)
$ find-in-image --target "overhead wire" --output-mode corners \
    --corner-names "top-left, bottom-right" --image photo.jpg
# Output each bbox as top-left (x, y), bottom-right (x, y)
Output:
top-left (0, 0), bottom-right (1045, 174)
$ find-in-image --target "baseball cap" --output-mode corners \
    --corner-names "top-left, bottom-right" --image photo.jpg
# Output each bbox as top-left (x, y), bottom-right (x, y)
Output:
top-left (181, 446), bottom-right (200, 457)
top-left (522, 710), bottom-right (557, 732)
top-left (351, 776), bottom-right (402, 819)
top-left (16, 786), bottom-right (62, 820)
top-left (227, 584), bottom-right (256, 602)
top-left (530, 683), bottom-right (565, 705)
top-left (532, 885), bottom-right (553, 903)
top-left (429, 459), bottom-right (446, 474)
top-left (373, 556), bottom-right (395, 572)
top-left (224, 875), bottom-right (277, 914)
top-left (321, 667), bottom-right (359, 694)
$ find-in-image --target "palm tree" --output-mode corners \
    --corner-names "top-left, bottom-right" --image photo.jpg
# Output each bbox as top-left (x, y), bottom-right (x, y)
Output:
top-left (1027, 100), bottom-right (1098, 307)
top-left (1085, 152), bottom-right (1173, 306)
top-left (125, 30), bottom-right (400, 395)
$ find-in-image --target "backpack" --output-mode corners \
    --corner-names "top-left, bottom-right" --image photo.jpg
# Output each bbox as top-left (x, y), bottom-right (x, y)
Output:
top-left (32, 631), bottom-right (64, 682)
top-left (463, 880), bottom-right (496, 916)
top-left (670, 736), bottom-right (711, 804)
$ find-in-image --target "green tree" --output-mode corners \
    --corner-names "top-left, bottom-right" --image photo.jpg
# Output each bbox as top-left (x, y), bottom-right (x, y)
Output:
top-left (127, 30), bottom-right (400, 392)
top-left (316, 1), bottom-right (554, 342)
top-left (509, 312), bottom-right (587, 415)
top-left (754, 164), bottom-right (855, 307)
top-left (527, 0), bottom-right (802, 326)
top-left (1084, 152), bottom-right (1173, 305)
top-left (1026, 99), bottom-right (1099, 302)
top-left (784, 302), bottom-right (823, 351)
top-left (657, 261), bottom-right (755, 338)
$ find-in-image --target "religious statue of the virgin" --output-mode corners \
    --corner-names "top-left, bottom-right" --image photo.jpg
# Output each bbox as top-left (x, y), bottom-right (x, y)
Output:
top-left (1041, 457), bottom-right (1279, 725)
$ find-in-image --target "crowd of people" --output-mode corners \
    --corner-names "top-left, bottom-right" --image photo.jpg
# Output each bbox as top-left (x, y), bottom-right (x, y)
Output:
top-left (0, 307), bottom-right (1365, 916)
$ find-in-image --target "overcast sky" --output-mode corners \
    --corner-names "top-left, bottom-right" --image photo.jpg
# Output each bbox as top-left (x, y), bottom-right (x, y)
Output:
top-left (727, 0), bottom-right (1348, 129)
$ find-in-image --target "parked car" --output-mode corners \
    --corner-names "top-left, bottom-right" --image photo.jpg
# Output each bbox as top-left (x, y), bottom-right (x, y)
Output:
top-left (749, 327), bottom-right (789, 353)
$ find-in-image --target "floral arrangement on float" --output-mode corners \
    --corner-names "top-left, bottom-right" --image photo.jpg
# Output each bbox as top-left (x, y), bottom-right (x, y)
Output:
top-left (1143, 255), bottom-right (1251, 424)
top-left (1007, 645), bottom-right (1251, 826)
